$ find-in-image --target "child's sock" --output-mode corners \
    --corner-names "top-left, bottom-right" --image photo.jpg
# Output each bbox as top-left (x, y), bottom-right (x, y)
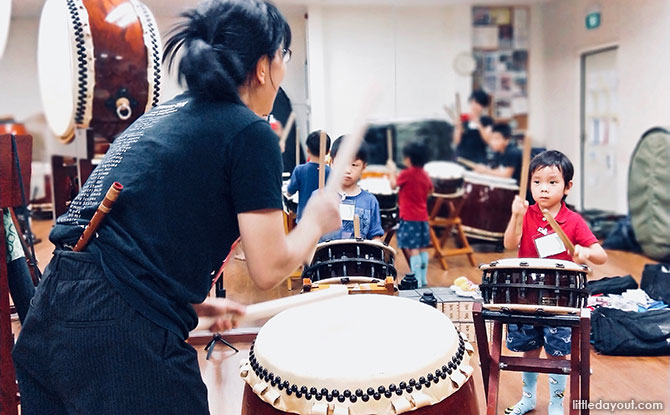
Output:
top-left (548, 374), bottom-right (567, 415)
top-left (409, 255), bottom-right (422, 287)
top-left (504, 372), bottom-right (538, 415)
top-left (419, 251), bottom-right (429, 286)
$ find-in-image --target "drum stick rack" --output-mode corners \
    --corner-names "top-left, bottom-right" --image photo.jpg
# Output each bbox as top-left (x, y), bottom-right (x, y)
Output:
top-left (472, 302), bottom-right (591, 415)
top-left (428, 194), bottom-right (476, 270)
top-left (0, 134), bottom-right (32, 415)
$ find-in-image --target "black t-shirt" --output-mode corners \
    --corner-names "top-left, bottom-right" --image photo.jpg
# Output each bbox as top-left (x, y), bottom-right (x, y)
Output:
top-left (50, 93), bottom-right (283, 339)
top-left (490, 144), bottom-right (522, 184)
top-left (455, 116), bottom-right (493, 164)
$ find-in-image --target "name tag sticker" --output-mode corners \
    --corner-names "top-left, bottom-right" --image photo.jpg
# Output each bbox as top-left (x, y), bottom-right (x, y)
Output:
top-left (339, 202), bottom-right (355, 221)
top-left (534, 232), bottom-right (566, 258)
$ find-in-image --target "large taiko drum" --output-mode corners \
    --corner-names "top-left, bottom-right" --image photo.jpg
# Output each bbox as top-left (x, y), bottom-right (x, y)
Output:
top-left (459, 171), bottom-right (518, 241)
top-left (240, 295), bottom-right (479, 415)
top-left (359, 177), bottom-right (398, 231)
top-left (479, 258), bottom-right (590, 308)
top-left (302, 239), bottom-right (397, 281)
top-left (38, 0), bottom-right (162, 143)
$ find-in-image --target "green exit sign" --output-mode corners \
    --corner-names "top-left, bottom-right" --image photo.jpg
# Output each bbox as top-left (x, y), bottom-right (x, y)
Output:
top-left (586, 12), bottom-right (601, 30)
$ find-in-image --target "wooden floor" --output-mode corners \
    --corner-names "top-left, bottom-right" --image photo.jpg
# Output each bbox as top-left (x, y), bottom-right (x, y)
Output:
top-left (24, 219), bottom-right (670, 414)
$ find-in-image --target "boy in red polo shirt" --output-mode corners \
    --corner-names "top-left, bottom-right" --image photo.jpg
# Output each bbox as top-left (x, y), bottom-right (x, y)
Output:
top-left (388, 141), bottom-right (433, 287)
top-left (502, 150), bottom-right (607, 415)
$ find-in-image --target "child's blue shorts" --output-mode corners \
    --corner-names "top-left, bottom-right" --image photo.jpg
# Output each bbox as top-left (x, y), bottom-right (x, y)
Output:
top-left (397, 220), bottom-right (430, 249)
top-left (506, 324), bottom-right (572, 356)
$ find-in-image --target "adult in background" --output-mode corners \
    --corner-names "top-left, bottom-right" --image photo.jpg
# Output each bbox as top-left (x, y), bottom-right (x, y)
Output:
top-left (453, 89), bottom-right (494, 164)
top-left (13, 1), bottom-right (340, 414)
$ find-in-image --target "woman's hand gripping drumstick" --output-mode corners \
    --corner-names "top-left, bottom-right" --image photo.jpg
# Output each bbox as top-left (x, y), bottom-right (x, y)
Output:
top-left (193, 285), bottom-right (348, 332)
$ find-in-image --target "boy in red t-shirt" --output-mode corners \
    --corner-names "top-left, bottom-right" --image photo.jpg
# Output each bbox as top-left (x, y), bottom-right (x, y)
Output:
top-left (502, 150), bottom-right (607, 415)
top-left (388, 142), bottom-right (433, 287)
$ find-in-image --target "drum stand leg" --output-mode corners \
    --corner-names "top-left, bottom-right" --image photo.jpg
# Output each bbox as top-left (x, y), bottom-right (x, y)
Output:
top-left (473, 302), bottom-right (591, 415)
top-left (205, 334), bottom-right (239, 359)
top-left (428, 197), bottom-right (476, 270)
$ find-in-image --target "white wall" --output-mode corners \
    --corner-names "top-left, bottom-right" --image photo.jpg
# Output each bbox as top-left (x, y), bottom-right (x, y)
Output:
top-left (308, 4), bottom-right (472, 138)
top-left (528, 0), bottom-right (670, 213)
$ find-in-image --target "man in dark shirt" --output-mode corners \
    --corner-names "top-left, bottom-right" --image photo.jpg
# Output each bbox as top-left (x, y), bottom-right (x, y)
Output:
top-left (473, 122), bottom-right (522, 184)
top-left (454, 89), bottom-right (493, 164)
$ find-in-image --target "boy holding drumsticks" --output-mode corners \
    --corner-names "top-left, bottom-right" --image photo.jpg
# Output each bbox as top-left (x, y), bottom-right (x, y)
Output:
top-left (502, 150), bottom-right (606, 415)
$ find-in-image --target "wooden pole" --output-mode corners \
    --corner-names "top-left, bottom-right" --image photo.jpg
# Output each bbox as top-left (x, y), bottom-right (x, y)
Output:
top-left (73, 182), bottom-right (123, 252)
top-left (542, 208), bottom-right (576, 255)
top-left (515, 134), bottom-right (532, 234)
top-left (354, 214), bottom-right (361, 239)
top-left (386, 127), bottom-right (393, 163)
top-left (279, 112), bottom-right (296, 152)
top-left (318, 130), bottom-right (326, 189)
top-left (295, 126), bottom-right (301, 168)
top-left (456, 156), bottom-right (478, 170)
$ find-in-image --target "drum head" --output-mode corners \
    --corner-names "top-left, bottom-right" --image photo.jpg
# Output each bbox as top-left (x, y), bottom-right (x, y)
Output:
top-left (241, 295), bottom-right (475, 415)
top-left (424, 161), bottom-right (465, 179)
top-left (463, 171), bottom-right (518, 190)
top-left (38, 0), bottom-right (76, 141)
top-left (480, 257), bottom-right (589, 273)
top-left (0, 0), bottom-right (10, 60)
top-left (359, 177), bottom-right (396, 195)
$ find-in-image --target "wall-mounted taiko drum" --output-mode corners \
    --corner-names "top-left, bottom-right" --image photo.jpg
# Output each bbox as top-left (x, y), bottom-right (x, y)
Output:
top-left (38, 0), bottom-right (162, 143)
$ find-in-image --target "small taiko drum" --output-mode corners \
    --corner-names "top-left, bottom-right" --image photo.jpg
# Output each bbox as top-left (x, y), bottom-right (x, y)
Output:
top-left (359, 177), bottom-right (398, 231)
top-left (239, 295), bottom-right (479, 415)
top-left (37, 0), bottom-right (162, 143)
top-left (302, 239), bottom-right (397, 282)
top-left (424, 161), bottom-right (465, 197)
top-left (460, 171), bottom-right (518, 241)
top-left (479, 258), bottom-right (590, 308)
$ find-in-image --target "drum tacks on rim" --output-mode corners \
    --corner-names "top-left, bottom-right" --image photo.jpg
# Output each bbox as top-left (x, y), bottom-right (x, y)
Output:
top-left (38, 0), bottom-right (162, 143)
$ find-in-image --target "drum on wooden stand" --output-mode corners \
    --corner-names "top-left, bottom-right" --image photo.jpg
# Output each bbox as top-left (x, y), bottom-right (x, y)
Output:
top-left (424, 161), bottom-right (465, 197)
top-left (359, 177), bottom-right (398, 232)
top-left (479, 258), bottom-right (590, 308)
top-left (38, 0), bottom-right (162, 143)
top-left (459, 171), bottom-right (518, 242)
top-left (302, 239), bottom-right (397, 282)
top-left (240, 294), bottom-right (479, 415)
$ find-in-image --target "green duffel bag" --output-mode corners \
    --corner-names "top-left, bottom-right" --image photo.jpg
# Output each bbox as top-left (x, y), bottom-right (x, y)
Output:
top-left (628, 127), bottom-right (670, 261)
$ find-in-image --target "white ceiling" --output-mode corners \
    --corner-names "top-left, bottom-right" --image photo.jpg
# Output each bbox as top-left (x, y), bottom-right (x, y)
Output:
top-left (11, 0), bottom-right (551, 18)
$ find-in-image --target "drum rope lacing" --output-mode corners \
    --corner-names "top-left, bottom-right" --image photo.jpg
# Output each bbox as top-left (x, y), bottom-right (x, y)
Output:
top-left (66, 0), bottom-right (89, 125)
top-left (245, 335), bottom-right (469, 404)
top-left (136, 2), bottom-right (161, 108)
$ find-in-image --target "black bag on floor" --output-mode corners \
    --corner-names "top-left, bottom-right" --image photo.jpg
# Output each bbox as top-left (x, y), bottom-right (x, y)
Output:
top-left (641, 263), bottom-right (670, 304)
top-left (587, 275), bottom-right (638, 295)
top-left (591, 307), bottom-right (670, 356)
top-left (602, 216), bottom-right (642, 253)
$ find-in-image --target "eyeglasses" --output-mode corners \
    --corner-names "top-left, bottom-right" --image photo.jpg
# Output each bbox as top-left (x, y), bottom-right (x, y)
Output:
top-left (282, 48), bottom-right (292, 63)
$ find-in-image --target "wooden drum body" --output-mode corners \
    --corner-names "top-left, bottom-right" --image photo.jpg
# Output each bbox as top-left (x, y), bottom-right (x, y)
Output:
top-left (38, 0), bottom-right (162, 142)
top-left (302, 239), bottom-right (397, 281)
top-left (459, 171), bottom-right (518, 241)
top-left (240, 295), bottom-right (479, 415)
top-left (359, 177), bottom-right (399, 231)
top-left (479, 258), bottom-right (590, 308)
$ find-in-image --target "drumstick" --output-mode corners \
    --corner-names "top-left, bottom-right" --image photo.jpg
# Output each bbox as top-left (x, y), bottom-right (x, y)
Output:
top-left (353, 214), bottom-right (361, 239)
top-left (386, 127), bottom-right (393, 163)
top-left (455, 92), bottom-right (463, 121)
top-left (73, 182), bottom-right (123, 252)
top-left (456, 156), bottom-right (478, 170)
top-left (295, 126), bottom-right (301, 167)
top-left (443, 105), bottom-right (457, 123)
top-left (318, 130), bottom-right (326, 189)
top-left (515, 134), bottom-right (532, 234)
top-left (279, 112), bottom-right (296, 152)
top-left (192, 285), bottom-right (348, 332)
top-left (542, 208), bottom-right (576, 254)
